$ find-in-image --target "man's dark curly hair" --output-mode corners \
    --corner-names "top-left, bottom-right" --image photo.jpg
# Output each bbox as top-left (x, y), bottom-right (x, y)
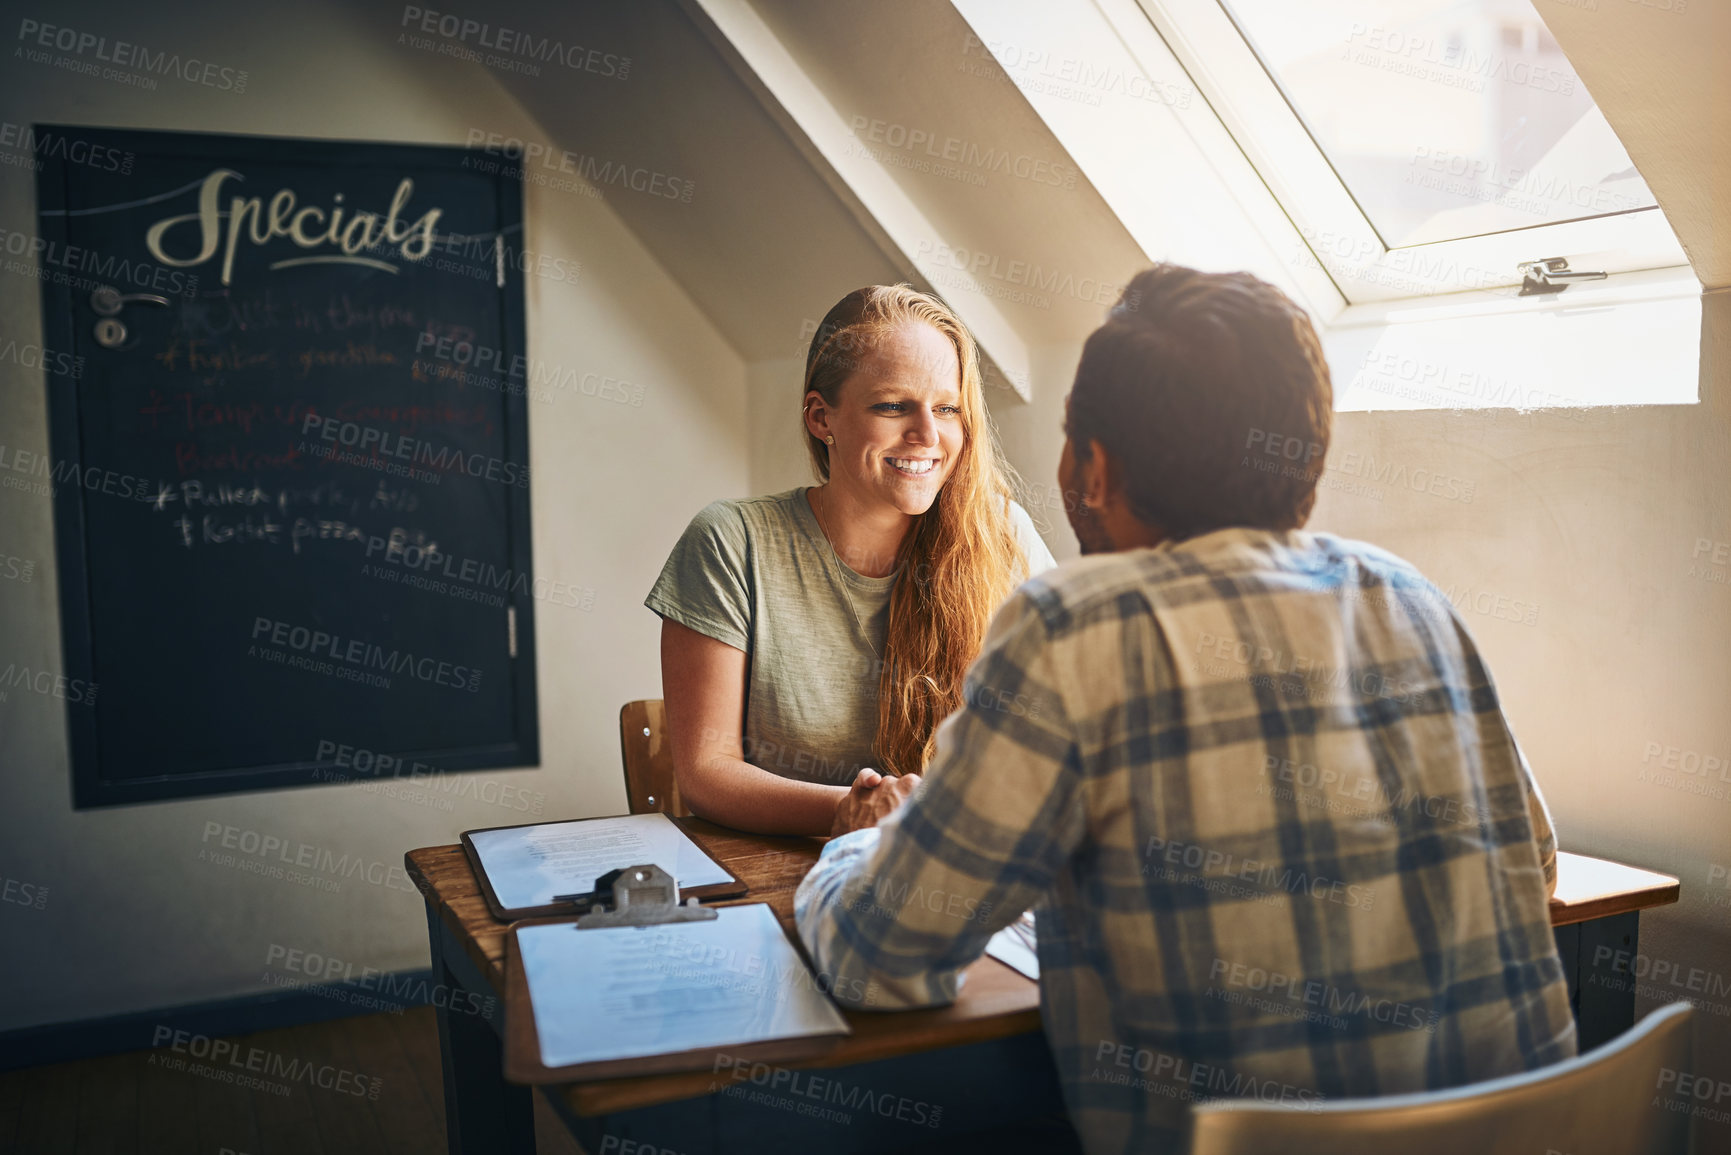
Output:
top-left (1066, 264), bottom-right (1334, 540)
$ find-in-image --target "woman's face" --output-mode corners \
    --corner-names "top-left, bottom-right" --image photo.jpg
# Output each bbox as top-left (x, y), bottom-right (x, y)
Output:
top-left (806, 321), bottom-right (966, 519)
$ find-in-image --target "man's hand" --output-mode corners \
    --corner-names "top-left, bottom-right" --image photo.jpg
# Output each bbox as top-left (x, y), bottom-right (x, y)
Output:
top-left (830, 768), bottom-right (922, 837)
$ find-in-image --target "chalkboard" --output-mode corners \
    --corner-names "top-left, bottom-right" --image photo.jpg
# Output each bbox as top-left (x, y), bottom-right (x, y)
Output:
top-left (33, 126), bottom-right (538, 808)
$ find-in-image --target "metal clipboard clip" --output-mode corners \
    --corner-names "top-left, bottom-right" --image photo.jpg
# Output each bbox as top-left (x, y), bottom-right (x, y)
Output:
top-left (557, 863), bottom-right (718, 929)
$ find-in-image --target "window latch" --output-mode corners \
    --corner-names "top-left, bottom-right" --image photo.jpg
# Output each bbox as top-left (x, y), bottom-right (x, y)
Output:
top-left (1518, 257), bottom-right (1608, 297)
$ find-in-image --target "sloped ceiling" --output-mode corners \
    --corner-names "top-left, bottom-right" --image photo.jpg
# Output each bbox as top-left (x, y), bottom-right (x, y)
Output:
top-left (744, 0), bottom-right (1147, 349)
top-left (1537, 0), bottom-right (1729, 288)
top-left (461, 0), bottom-right (1147, 374)
top-left (474, 0), bottom-right (902, 362)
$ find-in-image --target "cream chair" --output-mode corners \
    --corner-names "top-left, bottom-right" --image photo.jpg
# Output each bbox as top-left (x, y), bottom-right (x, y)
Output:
top-left (1189, 1003), bottom-right (1695, 1155)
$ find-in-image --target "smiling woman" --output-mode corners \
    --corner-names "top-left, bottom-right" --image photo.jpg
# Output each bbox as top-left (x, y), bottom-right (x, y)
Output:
top-left (645, 284), bottom-right (1054, 836)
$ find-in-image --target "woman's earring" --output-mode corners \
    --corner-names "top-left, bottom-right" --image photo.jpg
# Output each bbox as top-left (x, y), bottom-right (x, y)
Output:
top-left (825, 436), bottom-right (835, 445)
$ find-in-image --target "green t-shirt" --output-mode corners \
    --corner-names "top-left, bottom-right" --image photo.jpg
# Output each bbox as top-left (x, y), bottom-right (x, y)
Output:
top-left (645, 487), bottom-right (1056, 785)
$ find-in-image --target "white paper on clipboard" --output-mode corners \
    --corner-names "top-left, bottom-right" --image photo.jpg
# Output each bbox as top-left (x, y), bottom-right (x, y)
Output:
top-left (468, 813), bottom-right (732, 911)
top-left (518, 903), bottom-right (851, 1068)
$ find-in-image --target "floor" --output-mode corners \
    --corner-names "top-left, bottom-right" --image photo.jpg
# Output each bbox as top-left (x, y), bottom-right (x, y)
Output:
top-left (0, 1007), bottom-right (584, 1155)
top-left (0, 1008), bottom-right (1084, 1154)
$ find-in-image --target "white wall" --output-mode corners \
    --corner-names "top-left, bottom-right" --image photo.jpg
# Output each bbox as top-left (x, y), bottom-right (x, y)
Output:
top-left (0, 0), bottom-right (746, 1028)
top-left (748, 355), bottom-right (812, 498)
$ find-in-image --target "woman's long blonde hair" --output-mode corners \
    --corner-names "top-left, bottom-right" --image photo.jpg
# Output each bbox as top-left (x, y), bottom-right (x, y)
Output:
top-left (803, 285), bottom-right (1032, 777)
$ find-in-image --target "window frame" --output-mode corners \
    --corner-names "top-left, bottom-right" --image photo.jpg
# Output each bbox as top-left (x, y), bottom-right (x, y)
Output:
top-left (1120, 0), bottom-right (1692, 306)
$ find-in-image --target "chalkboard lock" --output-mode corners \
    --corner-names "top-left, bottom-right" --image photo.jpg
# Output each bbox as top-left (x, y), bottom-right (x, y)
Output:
top-left (34, 126), bottom-right (538, 807)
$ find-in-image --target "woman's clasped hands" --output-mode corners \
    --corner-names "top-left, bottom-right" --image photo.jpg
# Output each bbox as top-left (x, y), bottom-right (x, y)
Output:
top-left (829, 767), bottom-right (922, 837)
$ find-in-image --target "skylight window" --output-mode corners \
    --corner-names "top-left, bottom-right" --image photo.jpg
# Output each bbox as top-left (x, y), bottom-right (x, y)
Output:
top-left (1114, 0), bottom-right (1690, 303)
top-left (1222, 0), bottom-right (1658, 248)
top-left (950, 0), bottom-right (1700, 407)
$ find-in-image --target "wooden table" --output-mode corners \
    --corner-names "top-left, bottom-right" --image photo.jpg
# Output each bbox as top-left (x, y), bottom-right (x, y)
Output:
top-left (406, 828), bottom-right (1679, 1155)
top-left (1548, 850), bottom-right (1680, 1051)
top-left (409, 818), bottom-right (1054, 1154)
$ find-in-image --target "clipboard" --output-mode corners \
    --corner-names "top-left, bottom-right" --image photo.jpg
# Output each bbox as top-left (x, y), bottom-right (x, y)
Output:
top-left (461, 813), bottom-right (747, 921)
top-left (502, 866), bottom-right (851, 1084)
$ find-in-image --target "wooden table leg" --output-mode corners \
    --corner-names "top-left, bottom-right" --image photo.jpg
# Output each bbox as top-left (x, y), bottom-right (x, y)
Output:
top-left (1554, 911), bottom-right (1640, 1052)
top-left (426, 904), bottom-right (535, 1154)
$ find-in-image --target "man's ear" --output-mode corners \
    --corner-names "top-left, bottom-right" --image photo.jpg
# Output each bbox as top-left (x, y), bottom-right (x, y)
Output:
top-left (1083, 438), bottom-right (1115, 509)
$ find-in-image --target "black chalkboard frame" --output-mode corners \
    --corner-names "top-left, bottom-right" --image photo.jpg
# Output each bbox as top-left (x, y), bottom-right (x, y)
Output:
top-left (34, 126), bottom-right (541, 809)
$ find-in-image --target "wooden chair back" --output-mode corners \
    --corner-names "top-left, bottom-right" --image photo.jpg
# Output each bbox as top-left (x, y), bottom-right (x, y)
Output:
top-left (619, 699), bottom-right (687, 816)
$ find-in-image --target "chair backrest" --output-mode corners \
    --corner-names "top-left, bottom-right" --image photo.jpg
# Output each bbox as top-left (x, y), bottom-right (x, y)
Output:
top-left (1188, 1002), bottom-right (1695, 1155)
top-left (619, 699), bottom-right (687, 817)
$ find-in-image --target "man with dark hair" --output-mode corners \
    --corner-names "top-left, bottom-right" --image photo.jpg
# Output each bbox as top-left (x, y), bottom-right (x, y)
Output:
top-left (1062, 265), bottom-right (1334, 546)
top-left (795, 264), bottom-right (1576, 1154)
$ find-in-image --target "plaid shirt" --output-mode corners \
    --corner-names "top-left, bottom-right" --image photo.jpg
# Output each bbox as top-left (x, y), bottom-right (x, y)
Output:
top-left (794, 527), bottom-right (1576, 1154)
